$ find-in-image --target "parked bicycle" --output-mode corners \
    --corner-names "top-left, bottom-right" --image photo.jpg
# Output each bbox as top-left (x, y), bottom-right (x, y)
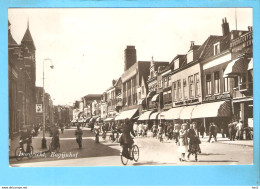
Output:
top-left (120, 143), bottom-right (139, 165)
top-left (15, 143), bottom-right (34, 161)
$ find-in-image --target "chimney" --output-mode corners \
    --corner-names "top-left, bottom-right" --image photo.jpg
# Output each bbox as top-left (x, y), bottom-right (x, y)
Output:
top-left (124, 46), bottom-right (137, 71)
top-left (222, 17), bottom-right (230, 36)
top-left (190, 41), bottom-right (195, 50)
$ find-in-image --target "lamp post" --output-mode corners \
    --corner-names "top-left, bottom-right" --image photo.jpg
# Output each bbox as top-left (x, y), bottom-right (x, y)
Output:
top-left (42, 58), bottom-right (54, 149)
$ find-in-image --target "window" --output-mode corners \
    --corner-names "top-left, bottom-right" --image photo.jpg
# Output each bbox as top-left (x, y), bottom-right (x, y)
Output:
top-left (183, 79), bottom-right (187, 99)
top-left (234, 76), bottom-right (239, 88)
top-left (173, 82), bottom-right (177, 101)
top-left (194, 73), bottom-right (200, 97)
top-left (188, 75), bottom-right (194, 98)
top-left (187, 51), bottom-right (193, 63)
top-left (174, 59), bottom-right (179, 70)
top-left (223, 77), bottom-right (229, 92)
top-left (206, 74), bottom-right (212, 95)
top-left (168, 76), bottom-right (171, 87)
top-left (214, 72), bottom-right (220, 94)
top-left (214, 42), bottom-right (220, 55)
top-left (177, 80), bottom-right (182, 99)
top-left (164, 77), bottom-right (167, 88)
top-left (239, 74), bottom-right (247, 90)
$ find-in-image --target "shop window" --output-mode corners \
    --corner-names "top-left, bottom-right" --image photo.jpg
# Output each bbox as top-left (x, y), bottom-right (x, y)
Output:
top-left (194, 73), bottom-right (200, 97)
top-left (214, 71), bottom-right (220, 94)
top-left (248, 70), bottom-right (253, 90)
top-left (177, 80), bottom-right (182, 99)
top-left (188, 75), bottom-right (194, 98)
top-left (206, 74), bottom-right (212, 95)
top-left (239, 74), bottom-right (247, 90)
top-left (183, 79), bottom-right (187, 99)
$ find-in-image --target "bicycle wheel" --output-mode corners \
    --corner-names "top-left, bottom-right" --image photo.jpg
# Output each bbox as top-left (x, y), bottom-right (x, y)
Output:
top-left (27, 146), bottom-right (34, 159)
top-left (121, 154), bottom-right (128, 165)
top-left (15, 147), bottom-right (23, 161)
top-left (132, 145), bottom-right (139, 162)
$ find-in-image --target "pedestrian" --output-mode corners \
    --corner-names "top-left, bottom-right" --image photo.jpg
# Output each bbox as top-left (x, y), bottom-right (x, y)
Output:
top-left (187, 124), bottom-right (201, 161)
top-left (199, 122), bottom-right (205, 138)
top-left (60, 123), bottom-right (64, 134)
top-left (158, 121), bottom-right (164, 141)
top-left (133, 121), bottom-right (138, 136)
top-left (220, 121), bottom-right (226, 138)
top-left (152, 121), bottom-right (158, 138)
top-left (75, 125), bottom-right (83, 148)
top-left (213, 122), bottom-right (218, 141)
top-left (174, 121), bottom-right (181, 144)
top-left (178, 123), bottom-right (189, 161)
top-left (236, 120), bottom-right (244, 140)
top-left (228, 120), bottom-right (236, 141)
top-left (208, 122), bottom-right (216, 142)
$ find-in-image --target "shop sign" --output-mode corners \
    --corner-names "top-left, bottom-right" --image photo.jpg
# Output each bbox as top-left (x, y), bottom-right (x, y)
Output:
top-left (174, 98), bottom-right (199, 106)
top-left (36, 104), bottom-right (43, 113)
top-left (205, 93), bottom-right (231, 102)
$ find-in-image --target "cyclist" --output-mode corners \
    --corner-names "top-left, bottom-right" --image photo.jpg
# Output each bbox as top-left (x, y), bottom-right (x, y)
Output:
top-left (75, 125), bottom-right (83, 148)
top-left (19, 127), bottom-right (32, 153)
top-left (120, 118), bottom-right (136, 160)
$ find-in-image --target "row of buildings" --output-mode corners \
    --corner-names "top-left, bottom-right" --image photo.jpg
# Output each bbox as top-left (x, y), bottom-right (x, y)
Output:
top-left (8, 21), bottom-right (73, 137)
top-left (73, 17), bottom-right (253, 133)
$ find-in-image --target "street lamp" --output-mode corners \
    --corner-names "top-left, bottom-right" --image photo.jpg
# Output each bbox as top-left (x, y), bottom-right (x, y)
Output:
top-left (42, 58), bottom-right (54, 149)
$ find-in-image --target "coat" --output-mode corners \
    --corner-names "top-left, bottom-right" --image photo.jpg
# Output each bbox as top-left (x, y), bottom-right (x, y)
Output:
top-left (179, 129), bottom-right (188, 146)
top-left (120, 123), bottom-right (135, 147)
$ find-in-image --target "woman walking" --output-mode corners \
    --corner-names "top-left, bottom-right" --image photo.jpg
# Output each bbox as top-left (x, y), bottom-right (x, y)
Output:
top-left (178, 123), bottom-right (189, 161)
top-left (187, 124), bottom-right (201, 161)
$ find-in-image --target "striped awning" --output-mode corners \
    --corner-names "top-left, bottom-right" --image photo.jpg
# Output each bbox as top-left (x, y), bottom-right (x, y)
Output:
top-left (192, 101), bottom-right (232, 118)
top-left (114, 108), bottom-right (138, 121)
top-left (150, 112), bottom-right (160, 120)
top-left (248, 58), bottom-right (253, 70)
top-left (151, 94), bottom-right (159, 102)
top-left (138, 111), bottom-right (153, 121)
top-left (224, 58), bottom-right (249, 77)
top-left (179, 105), bottom-right (197, 120)
top-left (165, 107), bottom-right (185, 120)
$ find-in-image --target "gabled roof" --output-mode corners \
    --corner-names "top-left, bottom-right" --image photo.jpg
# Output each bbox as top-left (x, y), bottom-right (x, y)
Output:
top-left (21, 26), bottom-right (36, 50)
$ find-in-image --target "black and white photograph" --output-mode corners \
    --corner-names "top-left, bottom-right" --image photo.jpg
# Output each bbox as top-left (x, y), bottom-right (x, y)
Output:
top-left (8, 8), bottom-right (253, 167)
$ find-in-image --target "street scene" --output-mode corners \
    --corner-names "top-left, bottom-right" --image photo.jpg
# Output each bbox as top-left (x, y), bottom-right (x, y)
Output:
top-left (8, 8), bottom-right (253, 167)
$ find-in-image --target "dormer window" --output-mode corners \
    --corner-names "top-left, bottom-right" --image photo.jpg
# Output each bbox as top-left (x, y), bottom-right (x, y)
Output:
top-left (174, 59), bottom-right (179, 70)
top-left (187, 51), bottom-right (193, 63)
top-left (214, 42), bottom-right (220, 55)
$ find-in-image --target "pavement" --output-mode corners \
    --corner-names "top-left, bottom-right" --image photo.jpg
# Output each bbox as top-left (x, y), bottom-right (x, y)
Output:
top-left (9, 127), bottom-right (253, 167)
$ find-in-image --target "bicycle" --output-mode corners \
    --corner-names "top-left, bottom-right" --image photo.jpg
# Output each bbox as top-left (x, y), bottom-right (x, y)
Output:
top-left (15, 143), bottom-right (34, 161)
top-left (120, 144), bottom-right (139, 165)
top-left (49, 137), bottom-right (60, 153)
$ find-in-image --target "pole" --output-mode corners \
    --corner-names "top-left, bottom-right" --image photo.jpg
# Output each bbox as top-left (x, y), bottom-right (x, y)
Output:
top-left (42, 59), bottom-right (47, 148)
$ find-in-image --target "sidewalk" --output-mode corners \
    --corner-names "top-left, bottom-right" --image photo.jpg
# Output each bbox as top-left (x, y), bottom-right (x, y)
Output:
top-left (146, 131), bottom-right (253, 147)
top-left (198, 133), bottom-right (253, 147)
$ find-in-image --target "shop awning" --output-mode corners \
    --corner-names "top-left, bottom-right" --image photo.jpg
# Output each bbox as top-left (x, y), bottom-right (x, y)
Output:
top-left (138, 111), bottom-right (153, 121)
top-left (151, 94), bottom-right (159, 102)
top-left (159, 111), bottom-right (167, 119)
top-left (192, 101), bottom-right (232, 118)
top-left (150, 112), bottom-right (160, 120)
top-left (179, 105), bottom-right (197, 120)
top-left (115, 108), bottom-right (138, 120)
top-left (248, 58), bottom-right (253, 70)
top-left (165, 107), bottom-right (185, 120)
top-left (104, 117), bottom-right (114, 122)
top-left (138, 99), bottom-right (145, 105)
top-left (89, 117), bottom-right (96, 122)
top-left (147, 90), bottom-right (156, 98)
top-left (224, 58), bottom-right (249, 77)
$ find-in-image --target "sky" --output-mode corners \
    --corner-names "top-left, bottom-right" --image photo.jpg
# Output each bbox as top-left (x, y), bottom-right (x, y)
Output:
top-left (8, 8), bottom-right (252, 106)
